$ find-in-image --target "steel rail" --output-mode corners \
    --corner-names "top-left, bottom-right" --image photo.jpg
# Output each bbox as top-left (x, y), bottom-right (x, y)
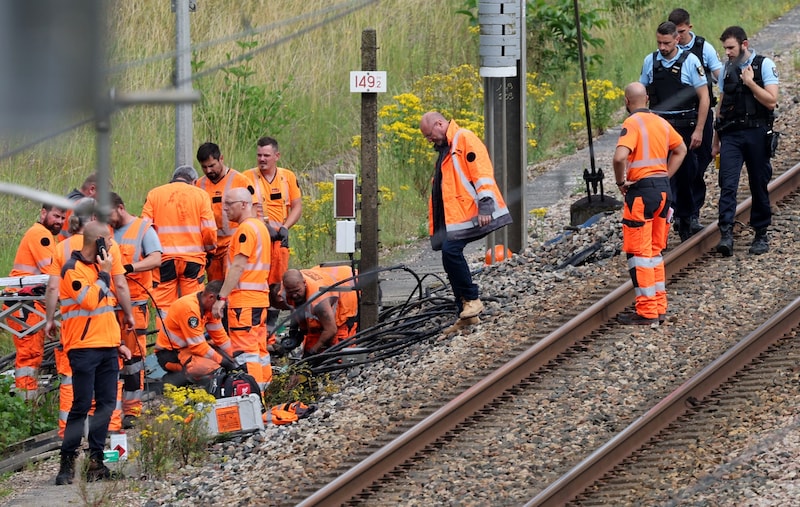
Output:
top-left (298, 161), bottom-right (800, 506)
top-left (527, 295), bottom-right (800, 506)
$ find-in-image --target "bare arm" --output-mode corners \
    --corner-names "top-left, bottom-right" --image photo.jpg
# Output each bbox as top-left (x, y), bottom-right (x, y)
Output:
top-left (212, 253), bottom-right (246, 319)
top-left (692, 85), bottom-right (710, 150)
top-left (131, 250), bottom-right (161, 273)
top-left (284, 198), bottom-right (302, 229)
top-left (44, 275), bottom-right (60, 339)
top-left (309, 300), bottom-right (337, 354)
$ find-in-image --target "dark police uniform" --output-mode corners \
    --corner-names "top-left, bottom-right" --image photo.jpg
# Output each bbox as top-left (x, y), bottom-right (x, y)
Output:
top-left (682, 33), bottom-right (723, 225)
top-left (715, 49), bottom-right (778, 255)
top-left (640, 48), bottom-right (707, 241)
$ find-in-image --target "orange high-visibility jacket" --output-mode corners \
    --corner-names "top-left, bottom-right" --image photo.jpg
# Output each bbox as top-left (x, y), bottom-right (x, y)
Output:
top-left (227, 217), bottom-right (271, 308)
top-left (195, 168), bottom-right (255, 251)
top-left (617, 110), bottom-right (683, 181)
top-left (59, 252), bottom-right (121, 352)
top-left (427, 120), bottom-right (512, 241)
top-left (141, 181), bottom-right (217, 264)
top-left (244, 167), bottom-right (302, 225)
top-left (154, 291), bottom-right (232, 365)
top-left (10, 222), bottom-right (58, 276)
top-left (114, 217), bottom-right (157, 303)
top-left (287, 265), bottom-right (358, 332)
top-left (47, 234), bottom-right (126, 280)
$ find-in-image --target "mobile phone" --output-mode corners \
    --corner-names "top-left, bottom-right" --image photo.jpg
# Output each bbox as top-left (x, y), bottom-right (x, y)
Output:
top-left (96, 237), bottom-right (107, 261)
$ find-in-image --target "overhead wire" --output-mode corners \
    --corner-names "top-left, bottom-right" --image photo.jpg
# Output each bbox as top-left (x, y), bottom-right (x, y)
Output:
top-left (108, 0), bottom-right (377, 75)
top-left (0, 0), bottom-right (379, 166)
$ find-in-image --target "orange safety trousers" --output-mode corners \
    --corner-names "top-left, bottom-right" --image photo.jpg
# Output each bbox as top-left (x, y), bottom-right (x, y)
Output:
top-left (119, 305), bottom-right (149, 417)
top-left (206, 246), bottom-right (228, 283)
top-left (152, 258), bottom-right (206, 317)
top-left (228, 306), bottom-right (272, 386)
top-left (55, 346), bottom-right (122, 438)
top-left (7, 301), bottom-right (45, 398)
top-left (268, 241), bottom-right (290, 286)
top-left (621, 179), bottom-right (671, 320)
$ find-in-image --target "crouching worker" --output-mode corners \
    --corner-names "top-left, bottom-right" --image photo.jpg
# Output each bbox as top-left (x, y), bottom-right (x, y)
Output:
top-left (154, 280), bottom-right (237, 388)
top-left (281, 266), bottom-right (358, 356)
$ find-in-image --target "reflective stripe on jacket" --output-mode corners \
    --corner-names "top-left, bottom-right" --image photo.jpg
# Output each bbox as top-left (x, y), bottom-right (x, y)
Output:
top-left (141, 181), bottom-right (217, 263)
top-left (195, 168), bottom-right (254, 247)
top-left (427, 120), bottom-right (512, 241)
top-left (617, 110), bottom-right (683, 181)
top-left (59, 252), bottom-right (121, 352)
top-left (115, 217), bottom-right (154, 302)
top-left (228, 217), bottom-right (271, 308)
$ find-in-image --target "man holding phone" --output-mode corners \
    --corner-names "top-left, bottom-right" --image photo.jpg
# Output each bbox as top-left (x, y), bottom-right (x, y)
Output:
top-left (55, 221), bottom-right (134, 485)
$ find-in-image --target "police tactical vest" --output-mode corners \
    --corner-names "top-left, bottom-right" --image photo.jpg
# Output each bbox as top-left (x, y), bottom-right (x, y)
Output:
top-left (720, 54), bottom-right (773, 122)
top-left (648, 51), bottom-right (699, 112)
top-left (687, 36), bottom-right (717, 106)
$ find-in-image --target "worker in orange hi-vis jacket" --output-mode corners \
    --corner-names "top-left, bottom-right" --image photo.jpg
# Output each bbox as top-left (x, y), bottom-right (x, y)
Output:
top-left (243, 136), bottom-right (302, 341)
top-left (51, 221), bottom-right (134, 485)
top-left (109, 192), bottom-right (162, 429)
top-left (5, 203), bottom-right (66, 399)
top-left (211, 187), bottom-right (272, 390)
top-left (44, 198), bottom-right (133, 438)
top-left (281, 265), bottom-right (359, 356)
top-left (194, 142), bottom-right (256, 282)
top-left (141, 165), bottom-right (217, 319)
top-left (154, 280), bottom-right (236, 388)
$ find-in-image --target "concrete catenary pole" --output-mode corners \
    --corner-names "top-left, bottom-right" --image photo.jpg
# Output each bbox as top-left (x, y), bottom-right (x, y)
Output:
top-left (479, 0), bottom-right (527, 258)
top-left (359, 29), bottom-right (379, 329)
top-left (174, 0), bottom-right (194, 168)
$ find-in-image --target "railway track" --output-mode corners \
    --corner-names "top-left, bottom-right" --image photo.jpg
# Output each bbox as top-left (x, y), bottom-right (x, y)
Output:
top-left (294, 162), bottom-right (800, 506)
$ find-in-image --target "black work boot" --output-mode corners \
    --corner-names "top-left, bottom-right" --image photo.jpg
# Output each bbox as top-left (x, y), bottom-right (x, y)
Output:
top-left (716, 224), bottom-right (734, 257)
top-left (55, 452), bottom-right (77, 485)
top-left (85, 456), bottom-right (122, 482)
top-left (690, 216), bottom-right (704, 234)
top-left (678, 219), bottom-right (692, 242)
top-left (749, 228), bottom-right (769, 255)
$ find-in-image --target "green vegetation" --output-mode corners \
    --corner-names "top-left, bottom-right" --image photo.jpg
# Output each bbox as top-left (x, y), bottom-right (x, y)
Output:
top-left (0, 0), bottom-right (795, 358)
top-left (0, 0), bottom-right (794, 271)
top-left (0, 377), bottom-right (59, 455)
top-left (134, 385), bottom-right (216, 479)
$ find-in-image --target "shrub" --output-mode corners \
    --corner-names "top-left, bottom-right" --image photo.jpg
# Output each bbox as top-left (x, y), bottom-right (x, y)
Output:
top-left (0, 377), bottom-right (58, 455)
top-left (134, 385), bottom-right (216, 479)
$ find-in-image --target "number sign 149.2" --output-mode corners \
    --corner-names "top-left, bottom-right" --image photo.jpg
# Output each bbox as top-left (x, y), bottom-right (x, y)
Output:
top-left (350, 71), bottom-right (387, 93)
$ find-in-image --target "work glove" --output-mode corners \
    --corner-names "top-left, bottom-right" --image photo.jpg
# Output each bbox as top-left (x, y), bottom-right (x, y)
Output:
top-left (277, 226), bottom-right (289, 248)
top-left (219, 356), bottom-right (237, 372)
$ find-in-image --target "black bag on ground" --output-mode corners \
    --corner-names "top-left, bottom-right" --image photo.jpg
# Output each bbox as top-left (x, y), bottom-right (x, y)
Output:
top-left (206, 368), bottom-right (261, 399)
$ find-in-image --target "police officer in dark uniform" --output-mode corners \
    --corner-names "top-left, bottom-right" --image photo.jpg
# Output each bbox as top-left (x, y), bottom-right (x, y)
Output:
top-left (669, 8), bottom-right (724, 234)
top-left (712, 26), bottom-right (779, 256)
top-left (639, 21), bottom-right (710, 242)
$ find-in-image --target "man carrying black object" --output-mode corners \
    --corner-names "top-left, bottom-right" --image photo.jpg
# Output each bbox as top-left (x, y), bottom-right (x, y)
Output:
top-left (419, 111), bottom-right (512, 331)
top-left (154, 280), bottom-right (237, 388)
top-left (711, 26), bottom-right (779, 256)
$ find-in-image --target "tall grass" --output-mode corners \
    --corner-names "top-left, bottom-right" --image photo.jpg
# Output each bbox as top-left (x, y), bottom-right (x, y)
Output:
top-left (0, 0), bottom-right (796, 273)
top-left (589, 0), bottom-right (796, 88)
